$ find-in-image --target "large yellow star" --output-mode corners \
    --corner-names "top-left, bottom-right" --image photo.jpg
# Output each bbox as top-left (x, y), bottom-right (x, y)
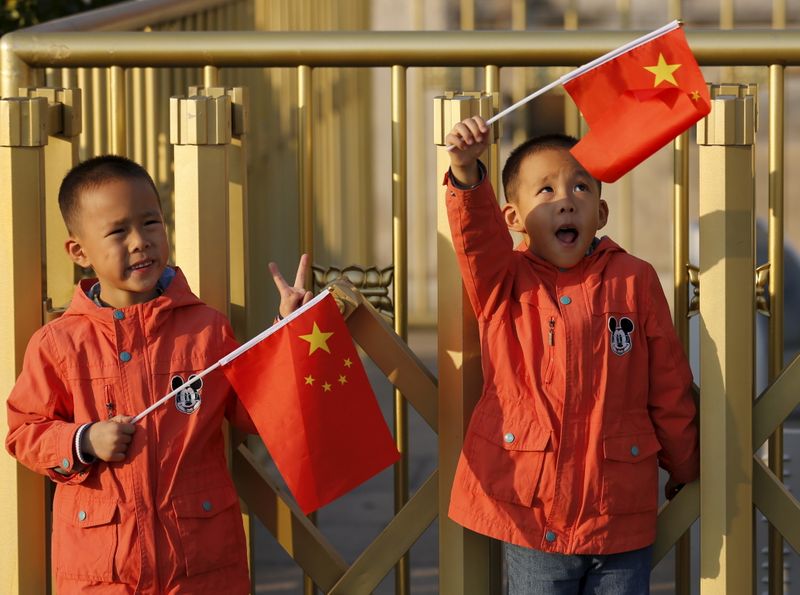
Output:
top-left (299, 322), bottom-right (333, 355)
top-left (644, 53), bottom-right (681, 87)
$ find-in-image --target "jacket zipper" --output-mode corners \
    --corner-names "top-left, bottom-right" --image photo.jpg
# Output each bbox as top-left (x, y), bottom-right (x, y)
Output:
top-left (544, 317), bottom-right (555, 384)
top-left (104, 385), bottom-right (116, 418)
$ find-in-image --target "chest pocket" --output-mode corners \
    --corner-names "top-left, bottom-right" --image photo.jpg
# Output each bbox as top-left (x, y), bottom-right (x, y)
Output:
top-left (464, 409), bottom-right (552, 507)
top-left (53, 493), bottom-right (119, 581)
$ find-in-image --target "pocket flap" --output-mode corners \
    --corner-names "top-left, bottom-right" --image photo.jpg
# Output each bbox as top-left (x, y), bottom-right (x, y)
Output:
top-left (173, 484), bottom-right (239, 519)
top-left (604, 431), bottom-right (661, 463)
top-left (470, 412), bottom-right (551, 452)
top-left (56, 495), bottom-right (117, 528)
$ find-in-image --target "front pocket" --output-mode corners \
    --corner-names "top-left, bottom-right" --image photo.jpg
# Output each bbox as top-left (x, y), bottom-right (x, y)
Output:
top-left (172, 484), bottom-right (246, 577)
top-left (53, 493), bottom-right (118, 581)
top-left (465, 411), bottom-right (551, 507)
top-left (601, 431), bottom-right (661, 515)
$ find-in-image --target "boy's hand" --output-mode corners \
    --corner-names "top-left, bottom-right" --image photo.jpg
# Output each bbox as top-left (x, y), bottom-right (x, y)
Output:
top-left (82, 415), bottom-right (135, 463)
top-left (665, 476), bottom-right (685, 500)
top-left (269, 253), bottom-right (314, 319)
top-left (445, 115), bottom-right (490, 186)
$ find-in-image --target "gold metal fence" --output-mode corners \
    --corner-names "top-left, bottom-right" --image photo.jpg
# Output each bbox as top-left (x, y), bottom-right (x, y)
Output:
top-left (1, 5), bottom-right (799, 594)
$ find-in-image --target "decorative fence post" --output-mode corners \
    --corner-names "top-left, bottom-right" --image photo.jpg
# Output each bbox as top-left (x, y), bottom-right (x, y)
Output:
top-left (434, 91), bottom-right (498, 595)
top-left (697, 83), bottom-right (757, 594)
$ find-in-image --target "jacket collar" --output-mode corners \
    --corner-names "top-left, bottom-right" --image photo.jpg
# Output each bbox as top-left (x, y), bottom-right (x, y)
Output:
top-left (63, 266), bottom-right (203, 323)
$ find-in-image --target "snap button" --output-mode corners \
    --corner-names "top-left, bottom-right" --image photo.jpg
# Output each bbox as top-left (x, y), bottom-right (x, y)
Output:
top-left (113, 310), bottom-right (125, 320)
top-left (545, 531), bottom-right (556, 542)
top-left (631, 445), bottom-right (640, 457)
top-left (61, 458), bottom-right (70, 469)
top-left (119, 351), bottom-right (131, 362)
top-left (202, 501), bottom-right (213, 512)
top-left (78, 510), bottom-right (87, 522)
top-left (503, 432), bottom-right (515, 444)
top-left (559, 296), bottom-right (571, 305)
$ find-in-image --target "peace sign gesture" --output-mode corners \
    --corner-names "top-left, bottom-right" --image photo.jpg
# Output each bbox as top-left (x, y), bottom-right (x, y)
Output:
top-left (269, 253), bottom-right (314, 319)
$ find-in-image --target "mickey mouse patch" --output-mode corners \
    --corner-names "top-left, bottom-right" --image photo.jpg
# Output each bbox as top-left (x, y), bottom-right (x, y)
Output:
top-left (172, 374), bottom-right (202, 414)
top-left (608, 316), bottom-right (634, 356)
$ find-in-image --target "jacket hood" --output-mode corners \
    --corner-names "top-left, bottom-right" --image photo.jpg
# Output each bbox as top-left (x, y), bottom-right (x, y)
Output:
top-left (62, 267), bottom-right (203, 325)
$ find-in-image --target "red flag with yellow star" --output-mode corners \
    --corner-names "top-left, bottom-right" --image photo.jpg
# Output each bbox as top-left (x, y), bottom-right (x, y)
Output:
top-left (563, 24), bottom-right (710, 183)
top-left (220, 291), bottom-right (400, 514)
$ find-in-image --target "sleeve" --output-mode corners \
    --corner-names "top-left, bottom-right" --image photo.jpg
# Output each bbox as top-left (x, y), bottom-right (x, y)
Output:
top-left (219, 317), bottom-right (258, 434)
top-left (444, 163), bottom-right (516, 320)
top-left (5, 327), bottom-right (92, 485)
top-left (643, 264), bottom-right (699, 484)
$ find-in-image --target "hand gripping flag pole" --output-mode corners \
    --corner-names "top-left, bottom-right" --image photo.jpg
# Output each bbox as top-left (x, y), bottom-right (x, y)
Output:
top-left (131, 290), bottom-right (330, 424)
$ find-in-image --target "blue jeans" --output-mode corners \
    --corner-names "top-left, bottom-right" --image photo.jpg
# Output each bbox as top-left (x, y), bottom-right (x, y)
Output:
top-left (505, 542), bottom-right (652, 595)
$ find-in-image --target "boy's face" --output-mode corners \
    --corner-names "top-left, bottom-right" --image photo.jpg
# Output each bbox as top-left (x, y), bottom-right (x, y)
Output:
top-left (502, 148), bottom-right (608, 269)
top-left (65, 178), bottom-right (169, 308)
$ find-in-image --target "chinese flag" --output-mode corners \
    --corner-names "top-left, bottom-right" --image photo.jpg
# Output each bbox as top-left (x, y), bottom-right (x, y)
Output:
top-left (563, 25), bottom-right (710, 183)
top-left (221, 292), bottom-right (400, 514)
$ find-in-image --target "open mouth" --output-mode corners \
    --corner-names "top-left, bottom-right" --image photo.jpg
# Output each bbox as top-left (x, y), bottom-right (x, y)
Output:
top-left (555, 226), bottom-right (578, 245)
top-left (129, 260), bottom-right (153, 272)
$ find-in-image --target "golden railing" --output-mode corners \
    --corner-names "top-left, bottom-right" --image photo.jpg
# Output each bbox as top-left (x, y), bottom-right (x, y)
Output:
top-left (1, 3), bottom-right (798, 593)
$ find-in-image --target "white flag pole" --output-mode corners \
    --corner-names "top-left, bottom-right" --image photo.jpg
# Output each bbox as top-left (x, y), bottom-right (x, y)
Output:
top-left (445, 20), bottom-right (681, 151)
top-left (131, 289), bottom-right (331, 424)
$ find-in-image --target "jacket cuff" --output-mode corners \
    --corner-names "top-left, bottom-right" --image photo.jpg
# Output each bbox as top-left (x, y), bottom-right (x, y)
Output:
top-left (445, 160), bottom-right (487, 190)
top-left (46, 423), bottom-right (92, 485)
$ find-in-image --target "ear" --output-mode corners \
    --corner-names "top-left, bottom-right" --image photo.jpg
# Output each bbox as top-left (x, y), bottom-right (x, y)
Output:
top-left (597, 199), bottom-right (609, 231)
top-left (188, 374), bottom-right (203, 391)
top-left (502, 201), bottom-right (525, 233)
top-left (621, 317), bottom-right (634, 334)
top-left (65, 236), bottom-right (91, 268)
top-left (608, 317), bottom-right (617, 332)
top-left (171, 375), bottom-right (184, 391)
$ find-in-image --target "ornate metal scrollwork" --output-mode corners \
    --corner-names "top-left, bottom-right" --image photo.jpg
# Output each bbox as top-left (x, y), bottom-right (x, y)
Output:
top-left (312, 265), bottom-right (394, 321)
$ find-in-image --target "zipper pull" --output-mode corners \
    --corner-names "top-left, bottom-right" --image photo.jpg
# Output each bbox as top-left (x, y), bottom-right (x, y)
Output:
top-left (548, 317), bottom-right (555, 346)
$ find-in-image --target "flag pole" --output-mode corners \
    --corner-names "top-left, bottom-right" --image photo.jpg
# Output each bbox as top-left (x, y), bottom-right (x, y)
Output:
top-left (446, 20), bottom-right (681, 151)
top-left (131, 289), bottom-right (331, 423)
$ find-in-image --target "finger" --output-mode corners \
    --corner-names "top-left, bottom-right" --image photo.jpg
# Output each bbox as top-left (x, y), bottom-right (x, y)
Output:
top-left (301, 290), bottom-right (313, 305)
top-left (118, 423), bottom-right (136, 435)
top-left (293, 253), bottom-right (309, 288)
top-left (462, 117), bottom-right (486, 142)
top-left (108, 452), bottom-right (125, 462)
top-left (268, 262), bottom-right (289, 292)
top-left (118, 433), bottom-right (133, 445)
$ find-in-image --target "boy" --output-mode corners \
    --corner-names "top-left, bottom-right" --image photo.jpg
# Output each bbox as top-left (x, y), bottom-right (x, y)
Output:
top-left (443, 116), bottom-right (699, 594)
top-left (5, 155), bottom-right (309, 594)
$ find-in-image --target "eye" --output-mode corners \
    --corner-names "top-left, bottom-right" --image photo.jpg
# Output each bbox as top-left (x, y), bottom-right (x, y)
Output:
top-left (144, 219), bottom-right (162, 226)
top-left (106, 228), bottom-right (124, 237)
top-left (575, 182), bottom-right (590, 192)
top-left (538, 185), bottom-right (553, 194)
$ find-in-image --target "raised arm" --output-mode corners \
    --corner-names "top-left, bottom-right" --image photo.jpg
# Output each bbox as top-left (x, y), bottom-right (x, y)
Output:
top-left (444, 116), bottom-right (515, 319)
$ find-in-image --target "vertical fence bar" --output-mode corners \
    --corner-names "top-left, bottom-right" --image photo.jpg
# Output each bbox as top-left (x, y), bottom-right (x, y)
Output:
top-left (109, 66), bottom-right (127, 156)
top-left (392, 63), bottom-right (411, 595)
top-left (0, 95), bottom-right (49, 595)
top-left (298, 63), bottom-right (316, 595)
top-left (697, 85), bottom-right (756, 595)
top-left (767, 64), bottom-right (785, 595)
top-left (484, 65), bottom-right (499, 194)
top-left (673, 131), bottom-right (692, 595)
top-left (131, 67), bottom-right (145, 164)
top-left (79, 67), bottom-right (92, 158)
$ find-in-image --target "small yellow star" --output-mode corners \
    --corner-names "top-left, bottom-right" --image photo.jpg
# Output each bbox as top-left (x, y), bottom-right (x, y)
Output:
top-left (304, 375), bottom-right (315, 386)
top-left (322, 382), bottom-right (332, 392)
top-left (690, 89), bottom-right (702, 101)
top-left (644, 53), bottom-right (681, 87)
top-left (338, 374), bottom-right (348, 385)
top-left (343, 358), bottom-right (353, 368)
top-left (299, 322), bottom-right (334, 355)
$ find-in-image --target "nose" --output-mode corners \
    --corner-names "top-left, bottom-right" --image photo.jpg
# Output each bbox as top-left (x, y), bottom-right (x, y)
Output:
top-left (558, 196), bottom-right (576, 213)
top-left (129, 227), bottom-right (151, 250)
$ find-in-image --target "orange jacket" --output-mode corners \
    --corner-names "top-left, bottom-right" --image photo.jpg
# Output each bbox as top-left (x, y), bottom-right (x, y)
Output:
top-left (6, 268), bottom-right (256, 594)
top-left (445, 173), bottom-right (699, 555)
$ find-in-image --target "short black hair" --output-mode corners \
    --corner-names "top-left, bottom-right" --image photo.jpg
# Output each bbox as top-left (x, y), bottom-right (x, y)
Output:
top-left (58, 155), bottom-right (160, 233)
top-left (501, 133), bottom-right (601, 202)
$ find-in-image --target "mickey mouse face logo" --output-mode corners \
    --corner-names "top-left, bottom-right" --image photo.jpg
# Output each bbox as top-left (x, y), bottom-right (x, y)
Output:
top-left (172, 374), bottom-right (202, 414)
top-left (608, 316), bottom-right (634, 356)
